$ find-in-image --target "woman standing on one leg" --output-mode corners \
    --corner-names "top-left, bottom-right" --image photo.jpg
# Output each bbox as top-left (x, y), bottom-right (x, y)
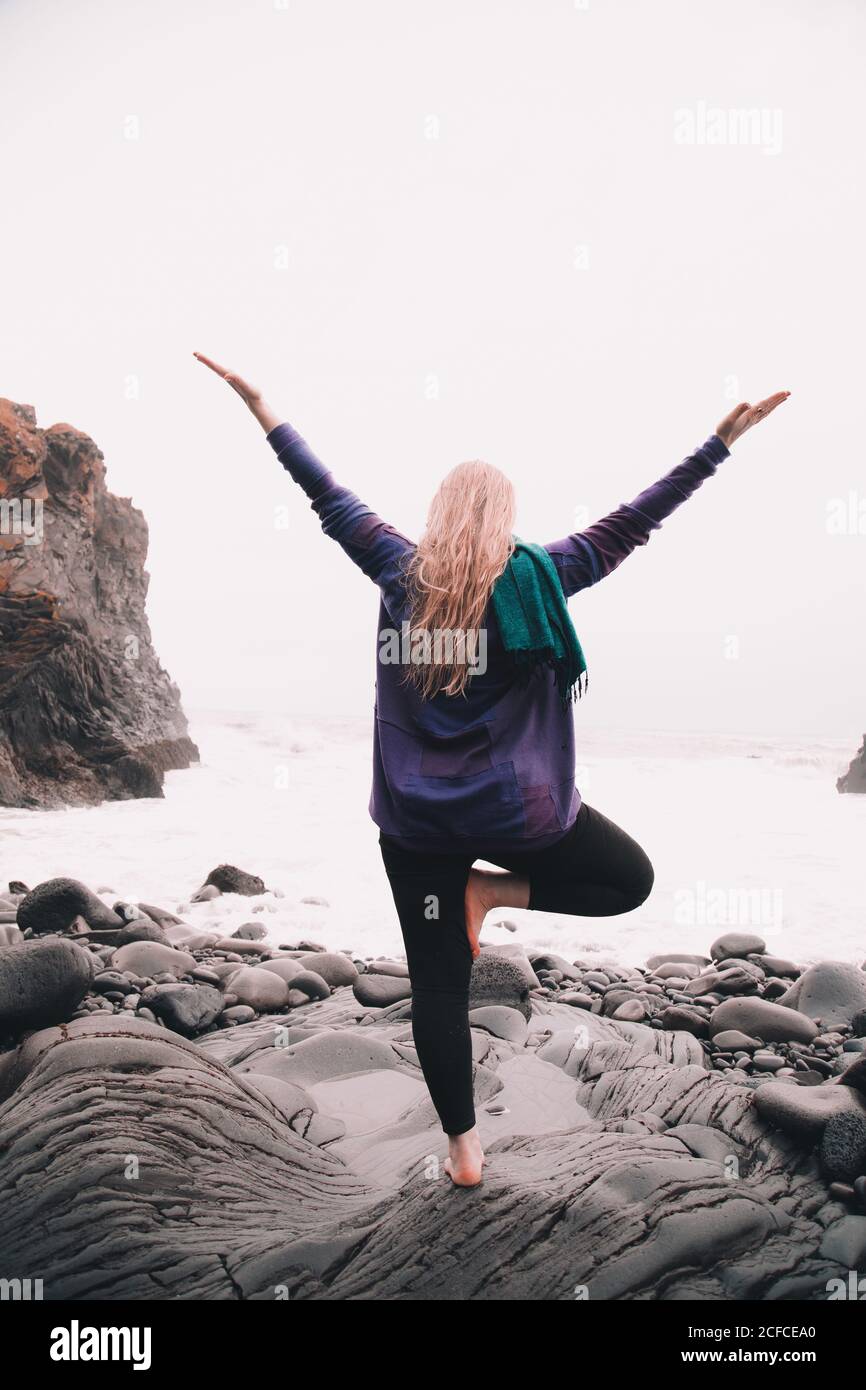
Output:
top-left (196, 351), bottom-right (789, 1187)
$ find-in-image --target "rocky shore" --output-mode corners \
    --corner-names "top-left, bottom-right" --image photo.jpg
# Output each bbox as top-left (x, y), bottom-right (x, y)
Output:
top-left (1, 868), bottom-right (866, 1299)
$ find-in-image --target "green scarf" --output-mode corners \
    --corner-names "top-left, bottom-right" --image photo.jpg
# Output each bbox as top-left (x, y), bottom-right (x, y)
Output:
top-left (491, 539), bottom-right (588, 703)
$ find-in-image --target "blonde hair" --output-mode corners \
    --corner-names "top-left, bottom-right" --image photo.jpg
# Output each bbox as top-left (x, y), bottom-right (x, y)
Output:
top-left (405, 460), bottom-right (515, 698)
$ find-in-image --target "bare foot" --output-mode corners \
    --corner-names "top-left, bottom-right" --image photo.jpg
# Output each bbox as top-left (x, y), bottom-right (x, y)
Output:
top-left (444, 1126), bottom-right (485, 1187)
top-left (463, 868), bottom-right (530, 960)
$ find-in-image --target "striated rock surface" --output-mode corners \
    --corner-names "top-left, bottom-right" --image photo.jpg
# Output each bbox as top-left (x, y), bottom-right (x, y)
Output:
top-left (2, 873), bottom-right (865, 1301)
top-left (0, 398), bottom-right (198, 807)
top-left (0, 997), bottom-right (861, 1300)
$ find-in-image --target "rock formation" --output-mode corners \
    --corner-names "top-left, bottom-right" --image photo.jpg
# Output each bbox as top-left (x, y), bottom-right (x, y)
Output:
top-left (837, 735), bottom-right (866, 793)
top-left (0, 398), bottom-right (198, 806)
top-left (1, 875), bottom-right (866, 1300)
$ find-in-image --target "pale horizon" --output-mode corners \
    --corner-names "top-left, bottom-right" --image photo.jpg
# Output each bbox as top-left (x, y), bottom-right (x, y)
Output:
top-left (2, 0), bottom-right (864, 741)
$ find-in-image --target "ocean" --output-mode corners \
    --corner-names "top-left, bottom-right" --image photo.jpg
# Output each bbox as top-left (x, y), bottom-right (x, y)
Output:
top-left (1, 711), bottom-right (863, 972)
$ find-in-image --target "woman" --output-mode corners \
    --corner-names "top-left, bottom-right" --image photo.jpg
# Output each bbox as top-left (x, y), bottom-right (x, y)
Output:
top-left (195, 352), bottom-right (789, 1187)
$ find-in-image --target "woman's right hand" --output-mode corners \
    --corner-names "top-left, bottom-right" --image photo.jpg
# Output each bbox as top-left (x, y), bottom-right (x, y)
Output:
top-left (194, 352), bottom-right (280, 433)
top-left (715, 390), bottom-right (790, 449)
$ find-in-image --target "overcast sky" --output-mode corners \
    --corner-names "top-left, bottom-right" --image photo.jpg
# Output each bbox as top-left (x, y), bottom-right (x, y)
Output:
top-left (2, 0), bottom-right (864, 737)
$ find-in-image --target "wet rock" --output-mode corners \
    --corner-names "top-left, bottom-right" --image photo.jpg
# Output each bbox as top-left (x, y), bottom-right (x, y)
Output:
top-left (288, 971), bottom-right (331, 1002)
top-left (260, 958), bottom-right (307, 985)
top-left (646, 952), bottom-right (711, 971)
top-left (201, 865), bottom-right (266, 897)
top-left (296, 952), bottom-right (358, 988)
top-left (777, 961), bottom-right (866, 1029)
top-left (527, 952), bottom-right (581, 982)
top-left (470, 953), bottom-right (532, 1020)
top-left (653, 961), bottom-right (701, 980)
top-left (212, 938), bottom-right (267, 956)
top-left (660, 1006), bottom-right (710, 1037)
top-left (819, 1111), bottom-right (866, 1183)
top-left (17, 878), bottom-right (124, 936)
top-left (112, 941), bottom-right (196, 979)
top-left (137, 903), bottom-right (184, 929)
top-left (710, 932), bottom-right (767, 962)
top-left (839, 1052), bottom-right (866, 1099)
top-left (710, 997), bottom-right (818, 1044)
top-left (837, 734), bottom-right (866, 794)
top-left (612, 999), bottom-right (649, 1023)
top-left (364, 959), bottom-right (410, 978)
top-left (752, 1081), bottom-right (863, 1140)
top-left (713, 1030), bottom-right (761, 1050)
top-left (478, 943), bottom-right (541, 989)
top-left (232, 922), bottom-right (267, 941)
top-left (191, 884), bottom-right (221, 902)
top-left (468, 1005), bottom-right (529, 1044)
top-left (353, 974), bottom-right (412, 1008)
top-left (139, 982), bottom-right (224, 1036)
top-left (225, 966), bottom-right (290, 1011)
top-left (0, 937), bottom-right (94, 1033)
top-left (751, 955), bottom-right (800, 978)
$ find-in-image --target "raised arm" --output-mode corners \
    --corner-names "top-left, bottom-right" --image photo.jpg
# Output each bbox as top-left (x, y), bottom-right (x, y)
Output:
top-left (193, 353), bottom-right (412, 589)
top-left (545, 392), bottom-right (790, 598)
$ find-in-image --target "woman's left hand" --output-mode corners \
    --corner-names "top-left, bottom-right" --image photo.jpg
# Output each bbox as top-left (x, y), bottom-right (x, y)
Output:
top-left (716, 391), bottom-right (791, 448)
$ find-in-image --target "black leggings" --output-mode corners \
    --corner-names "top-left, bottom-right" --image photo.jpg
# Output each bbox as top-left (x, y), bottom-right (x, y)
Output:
top-left (379, 801), bottom-right (654, 1136)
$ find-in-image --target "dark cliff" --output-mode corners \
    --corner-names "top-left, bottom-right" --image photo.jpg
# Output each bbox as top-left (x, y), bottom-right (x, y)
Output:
top-left (837, 736), bottom-right (866, 794)
top-left (0, 398), bottom-right (198, 807)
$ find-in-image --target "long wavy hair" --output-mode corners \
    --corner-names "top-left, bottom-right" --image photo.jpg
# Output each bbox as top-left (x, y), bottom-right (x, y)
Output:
top-left (404, 459), bottom-right (515, 698)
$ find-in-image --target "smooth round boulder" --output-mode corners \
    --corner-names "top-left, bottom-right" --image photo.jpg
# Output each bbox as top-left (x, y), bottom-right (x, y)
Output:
top-left (0, 937), bottom-right (94, 1033)
top-left (710, 932), bottom-right (767, 963)
top-left (353, 973), bottom-right (412, 1008)
top-left (17, 878), bottom-right (124, 936)
top-left (646, 953), bottom-right (711, 970)
top-left (212, 938), bottom-right (267, 956)
top-left (612, 999), bottom-right (649, 1023)
top-left (260, 958), bottom-right (308, 985)
top-left (112, 941), bottom-right (197, 979)
top-left (751, 954), bottom-right (800, 978)
top-left (713, 1029), bottom-right (761, 1050)
top-left (139, 982), bottom-right (224, 1036)
top-left (288, 970), bottom-right (331, 1002)
top-left (467, 1005), bottom-right (528, 1044)
top-left (297, 951), bottom-right (358, 988)
top-left (232, 922), bottom-right (267, 941)
top-left (709, 996), bottom-right (818, 1044)
top-left (224, 966), bottom-right (289, 1011)
top-left (659, 1005), bottom-right (710, 1037)
top-left (653, 961), bottom-right (702, 980)
top-left (527, 952), bottom-right (581, 982)
top-left (777, 962), bottom-right (866, 1029)
top-left (839, 1052), bottom-right (866, 1099)
top-left (752, 1080), bottom-right (861, 1139)
top-left (363, 959), bottom-right (410, 978)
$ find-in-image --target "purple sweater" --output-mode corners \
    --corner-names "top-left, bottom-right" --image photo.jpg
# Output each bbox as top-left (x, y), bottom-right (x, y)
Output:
top-left (268, 425), bottom-right (730, 853)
